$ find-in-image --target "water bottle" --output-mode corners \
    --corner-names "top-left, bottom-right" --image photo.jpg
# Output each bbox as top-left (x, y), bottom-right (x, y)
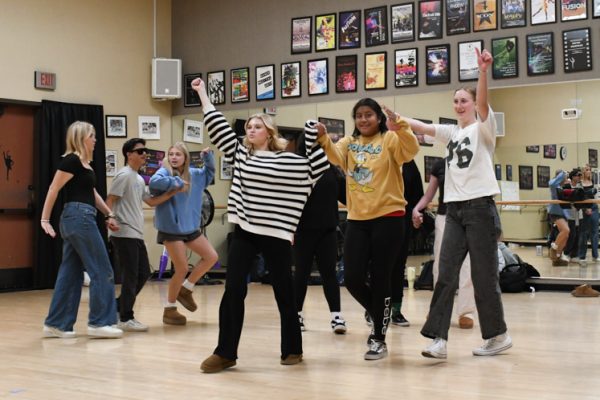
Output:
top-left (158, 247), bottom-right (169, 279)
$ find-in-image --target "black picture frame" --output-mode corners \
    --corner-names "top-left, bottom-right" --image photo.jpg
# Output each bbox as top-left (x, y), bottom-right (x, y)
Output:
top-left (391, 3), bottom-right (415, 43)
top-left (424, 155), bottom-right (444, 182)
top-left (501, 0), bottom-right (527, 28)
top-left (291, 17), bottom-right (312, 54)
top-left (426, 44), bottom-right (450, 85)
top-left (418, 0), bottom-right (443, 39)
top-left (519, 165), bottom-right (534, 190)
top-left (318, 117), bottom-right (345, 143)
top-left (335, 55), bottom-right (358, 93)
top-left (531, 0), bottom-right (557, 24)
top-left (416, 118), bottom-right (434, 146)
top-left (105, 115), bottom-right (127, 138)
top-left (338, 10), bottom-right (361, 49)
top-left (365, 51), bottom-right (387, 90)
top-left (527, 32), bottom-right (554, 76)
top-left (394, 48), bottom-right (418, 88)
top-left (255, 64), bottom-right (275, 101)
top-left (207, 70), bottom-right (225, 105)
top-left (231, 67), bottom-right (250, 103)
top-left (281, 61), bottom-right (301, 98)
top-left (492, 36), bottom-right (519, 79)
top-left (526, 145), bottom-right (540, 153)
top-left (446, 0), bottom-right (470, 35)
top-left (458, 40), bottom-right (483, 81)
top-left (506, 164), bottom-right (513, 181)
top-left (307, 58), bottom-right (329, 96)
top-left (184, 73), bottom-right (202, 107)
top-left (563, 28), bottom-right (592, 73)
top-left (594, 0), bottom-right (600, 17)
top-left (473, 0), bottom-right (498, 31)
top-left (589, 148), bottom-right (598, 168)
top-left (543, 144), bottom-right (557, 158)
top-left (439, 117), bottom-right (457, 124)
top-left (315, 13), bottom-right (337, 52)
top-left (560, 0), bottom-right (587, 21)
top-left (537, 165), bottom-right (551, 188)
top-left (365, 6), bottom-right (389, 47)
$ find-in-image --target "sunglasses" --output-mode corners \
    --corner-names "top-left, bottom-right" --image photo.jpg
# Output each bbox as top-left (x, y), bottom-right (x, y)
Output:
top-left (131, 148), bottom-right (147, 155)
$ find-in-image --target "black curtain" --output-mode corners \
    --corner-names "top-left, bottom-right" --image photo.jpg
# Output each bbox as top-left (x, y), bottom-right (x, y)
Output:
top-left (33, 100), bottom-right (106, 289)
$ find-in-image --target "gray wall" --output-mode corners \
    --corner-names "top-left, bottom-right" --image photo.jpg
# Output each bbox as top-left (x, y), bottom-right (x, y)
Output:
top-left (172, 0), bottom-right (599, 114)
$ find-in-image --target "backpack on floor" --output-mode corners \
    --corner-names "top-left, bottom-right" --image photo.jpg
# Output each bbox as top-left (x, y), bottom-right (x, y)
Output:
top-left (499, 255), bottom-right (540, 293)
top-left (414, 260), bottom-right (434, 290)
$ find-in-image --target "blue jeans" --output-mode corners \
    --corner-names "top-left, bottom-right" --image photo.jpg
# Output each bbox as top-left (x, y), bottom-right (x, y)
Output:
top-left (421, 197), bottom-right (507, 341)
top-left (578, 206), bottom-right (599, 259)
top-left (44, 202), bottom-right (117, 331)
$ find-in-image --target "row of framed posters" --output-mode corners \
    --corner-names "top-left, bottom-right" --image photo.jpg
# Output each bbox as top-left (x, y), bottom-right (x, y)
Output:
top-left (291, 0), bottom-right (600, 53)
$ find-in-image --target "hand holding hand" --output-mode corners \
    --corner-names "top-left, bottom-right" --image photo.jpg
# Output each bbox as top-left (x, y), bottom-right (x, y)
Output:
top-left (106, 218), bottom-right (120, 232)
top-left (382, 105), bottom-right (403, 131)
top-left (41, 221), bottom-right (56, 238)
top-left (476, 48), bottom-right (493, 73)
top-left (412, 209), bottom-right (423, 229)
top-left (316, 122), bottom-right (328, 138)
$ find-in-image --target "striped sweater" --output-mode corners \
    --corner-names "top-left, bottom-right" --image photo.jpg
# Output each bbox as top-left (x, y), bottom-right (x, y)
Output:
top-left (204, 109), bottom-right (329, 242)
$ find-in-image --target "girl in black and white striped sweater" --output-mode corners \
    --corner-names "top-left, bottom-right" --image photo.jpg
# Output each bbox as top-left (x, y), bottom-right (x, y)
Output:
top-left (192, 78), bottom-right (329, 373)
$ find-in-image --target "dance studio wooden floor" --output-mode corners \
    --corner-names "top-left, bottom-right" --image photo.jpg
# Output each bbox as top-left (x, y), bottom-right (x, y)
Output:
top-left (2, 269), bottom-right (600, 400)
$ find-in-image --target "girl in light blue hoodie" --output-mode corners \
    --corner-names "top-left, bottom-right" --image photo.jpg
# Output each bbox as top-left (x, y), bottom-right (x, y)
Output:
top-left (149, 142), bottom-right (218, 325)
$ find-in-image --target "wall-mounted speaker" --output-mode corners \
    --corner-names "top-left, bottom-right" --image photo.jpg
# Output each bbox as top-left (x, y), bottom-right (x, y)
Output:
top-left (152, 58), bottom-right (182, 100)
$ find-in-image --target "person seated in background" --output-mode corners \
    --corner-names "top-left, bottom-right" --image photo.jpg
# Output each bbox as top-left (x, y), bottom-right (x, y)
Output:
top-left (547, 170), bottom-right (570, 266)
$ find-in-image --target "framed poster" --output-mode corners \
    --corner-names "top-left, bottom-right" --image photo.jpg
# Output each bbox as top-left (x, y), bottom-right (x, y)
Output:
top-left (105, 115), bottom-right (127, 138)
top-left (424, 155), bottom-right (444, 182)
top-left (315, 13), bottom-right (336, 51)
top-left (526, 145), bottom-right (540, 153)
top-left (184, 73), bottom-right (202, 107)
top-left (338, 10), bottom-right (361, 49)
top-left (281, 62), bottom-right (301, 98)
top-left (519, 165), bottom-right (534, 190)
top-left (439, 117), bottom-right (457, 124)
top-left (140, 149), bottom-right (165, 185)
top-left (492, 37), bottom-right (519, 79)
top-left (365, 6), bottom-right (389, 46)
top-left (255, 64), bottom-right (275, 101)
top-left (446, 0), bottom-right (470, 35)
top-left (495, 164), bottom-right (502, 180)
top-left (543, 144), bottom-right (556, 158)
top-left (426, 44), bottom-right (450, 85)
top-left (308, 58), bottom-right (329, 96)
top-left (589, 148), bottom-right (598, 168)
top-left (220, 156), bottom-right (233, 180)
top-left (207, 71), bottom-right (225, 105)
top-left (458, 40), bottom-right (483, 81)
top-left (231, 67), bottom-right (250, 103)
top-left (138, 116), bottom-right (160, 140)
top-left (183, 119), bottom-right (204, 144)
top-left (560, 0), bottom-right (587, 20)
top-left (105, 150), bottom-right (117, 177)
top-left (365, 52), bottom-right (387, 90)
top-left (501, 0), bottom-right (527, 27)
top-left (391, 3), bottom-right (415, 43)
top-left (506, 164), bottom-right (513, 181)
top-left (537, 165), bottom-right (551, 188)
top-left (335, 55), bottom-right (357, 93)
top-left (291, 17), bottom-right (312, 54)
top-left (418, 0), bottom-right (443, 39)
top-left (473, 0), bottom-right (498, 31)
top-left (595, 0), bottom-right (600, 17)
top-left (416, 118), bottom-right (434, 146)
top-left (395, 48), bottom-right (418, 87)
top-left (318, 117), bottom-right (345, 143)
top-left (563, 28), bottom-right (592, 73)
top-left (531, 0), bottom-right (557, 24)
top-left (527, 32), bottom-right (554, 76)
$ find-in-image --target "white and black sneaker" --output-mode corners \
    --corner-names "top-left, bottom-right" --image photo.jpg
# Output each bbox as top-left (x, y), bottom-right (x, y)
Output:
top-left (331, 316), bottom-right (347, 334)
top-left (364, 339), bottom-right (388, 360)
top-left (472, 333), bottom-right (512, 356)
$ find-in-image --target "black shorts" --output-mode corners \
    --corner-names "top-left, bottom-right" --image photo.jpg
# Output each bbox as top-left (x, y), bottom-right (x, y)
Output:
top-left (157, 230), bottom-right (202, 244)
top-left (549, 214), bottom-right (566, 223)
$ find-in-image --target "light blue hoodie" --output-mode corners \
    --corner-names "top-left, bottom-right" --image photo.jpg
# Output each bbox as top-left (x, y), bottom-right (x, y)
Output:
top-left (149, 151), bottom-right (215, 234)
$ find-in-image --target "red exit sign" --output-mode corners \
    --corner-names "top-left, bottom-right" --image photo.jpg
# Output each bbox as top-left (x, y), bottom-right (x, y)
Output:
top-left (34, 71), bottom-right (56, 90)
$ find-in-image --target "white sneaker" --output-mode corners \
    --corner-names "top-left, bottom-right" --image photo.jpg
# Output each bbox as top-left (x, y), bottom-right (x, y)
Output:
top-left (43, 325), bottom-right (76, 339)
top-left (472, 333), bottom-right (512, 356)
top-left (87, 325), bottom-right (123, 339)
top-left (83, 271), bottom-right (91, 287)
top-left (593, 258), bottom-right (600, 262)
top-left (561, 254), bottom-right (571, 262)
top-left (422, 338), bottom-right (447, 359)
top-left (117, 319), bottom-right (149, 332)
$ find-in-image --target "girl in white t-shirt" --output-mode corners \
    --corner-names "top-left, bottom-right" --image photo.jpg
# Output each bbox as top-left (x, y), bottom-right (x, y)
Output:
top-left (402, 48), bottom-right (512, 359)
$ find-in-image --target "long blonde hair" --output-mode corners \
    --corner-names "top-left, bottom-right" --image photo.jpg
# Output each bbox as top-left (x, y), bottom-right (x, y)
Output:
top-left (165, 142), bottom-right (191, 191)
top-left (243, 113), bottom-right (287, 153)
top-left (63, 121), bottom-right (95, 161)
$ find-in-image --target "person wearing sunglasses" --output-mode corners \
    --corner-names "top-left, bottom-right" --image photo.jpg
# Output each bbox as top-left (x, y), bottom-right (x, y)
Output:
top-left (106, 138), bottom-right (180, 332)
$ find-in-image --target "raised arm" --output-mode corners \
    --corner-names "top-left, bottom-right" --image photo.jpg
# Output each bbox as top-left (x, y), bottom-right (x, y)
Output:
top-left (201, 148), bottom-right (216, 185)
top-left (304, 121), bottom-right (330, 182)
top-left (475, 47), bottom-right (492, 122)
top-left (315, 123), bottom-right (348, 170)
